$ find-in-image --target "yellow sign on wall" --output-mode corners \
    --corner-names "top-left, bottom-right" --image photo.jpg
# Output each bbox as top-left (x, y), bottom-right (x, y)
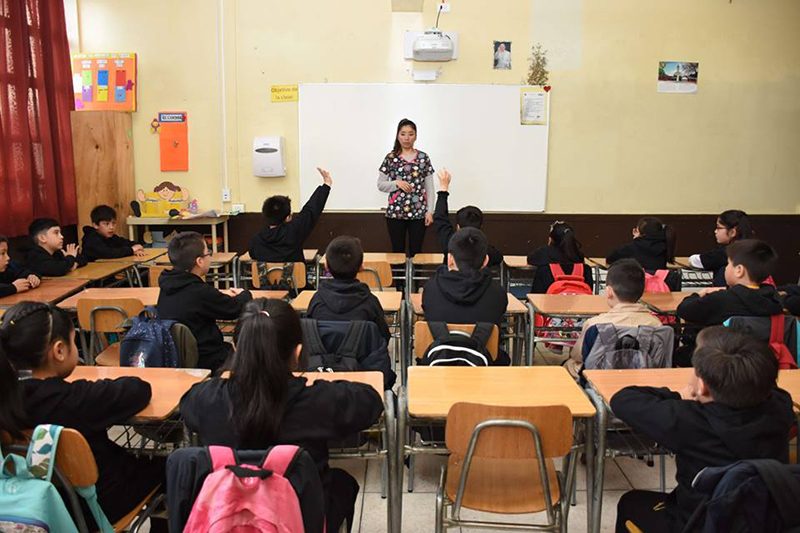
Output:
top-left (270, 84), bottom-right (298, 102)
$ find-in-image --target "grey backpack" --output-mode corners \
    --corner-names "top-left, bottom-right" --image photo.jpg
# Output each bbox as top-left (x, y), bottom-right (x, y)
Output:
top-left (582, 324), bottom-right (674, 370)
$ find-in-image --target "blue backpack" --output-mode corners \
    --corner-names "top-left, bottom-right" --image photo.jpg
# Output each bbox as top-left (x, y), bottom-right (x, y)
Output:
top-left (0, 424), bottom-right (113, 533)
top-left (120, 308), bottom-right (178, 367)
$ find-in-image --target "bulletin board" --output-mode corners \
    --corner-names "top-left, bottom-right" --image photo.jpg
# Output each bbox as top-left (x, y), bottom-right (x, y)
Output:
top-left (71, 53), bottom-right (137, 112)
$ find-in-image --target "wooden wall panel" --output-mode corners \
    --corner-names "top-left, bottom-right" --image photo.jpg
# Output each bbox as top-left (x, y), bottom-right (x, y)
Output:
top-left (71, 111), bottom-right (135, 238)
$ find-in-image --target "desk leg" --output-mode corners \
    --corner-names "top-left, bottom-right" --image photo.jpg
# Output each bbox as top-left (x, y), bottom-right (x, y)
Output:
top-left (526, 303), bottom-right (535, 366)
top-left (405, 259), bottom-right (412, 301)
top-left (232, 256), bottom-right (240, 288)
top-left (396, 387), bottom-right (407, 533)
top-left (385, 390), bottom-right (400, 533)
top-left (211, 224), bottom-right (219, 255)
top-left (223, 220), bottom-right (229, 253)
top-left (129, 226), bottom-right (135, 242)
top-left (400, 302), bottom-right (408, 386)
top-left (587, 388), bottom-right (607, 533)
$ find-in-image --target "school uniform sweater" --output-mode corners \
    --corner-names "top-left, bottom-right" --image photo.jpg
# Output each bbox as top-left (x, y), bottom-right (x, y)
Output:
top-left (0, 261), bottom-right (37, 297)
top-left (422, 265), bottom-right (508, 326)
top-left (611, 386), bottom-right (794, 530)
top-left (26, 245), bottom-right (88, 277)
top-left (307, 278), bottom-right (391, 340)
top-left (606, 235), bottom-right (669, 271)
top-left (526, 245), bottom-right (594, 294)
top-left (21, 376), bottom-right (165, 525)
top-left (676, 284), bottom-right (784, 327)
top-left (249, 184), bottom-right (330, 262)
top-left (432, 192), bottom-right (503, 268)
top-left (81, 226), bottom-right (137, 261)
top-left (157, 269), bottom-right (252, 370)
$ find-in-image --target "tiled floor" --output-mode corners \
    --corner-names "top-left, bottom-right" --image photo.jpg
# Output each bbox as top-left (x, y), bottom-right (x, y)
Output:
top-left (331, 453), bottom-right (677, 532)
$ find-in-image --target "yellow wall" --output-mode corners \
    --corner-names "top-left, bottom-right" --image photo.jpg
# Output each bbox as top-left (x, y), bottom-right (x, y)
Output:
top-left (76, 0), bottom-right (800, 214)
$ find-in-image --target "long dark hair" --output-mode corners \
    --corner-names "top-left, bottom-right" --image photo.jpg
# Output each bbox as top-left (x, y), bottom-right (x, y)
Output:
top-left (549, 221), bottom-right (584, 263)
top-left (0, 302), bottom-right (73, 438)
top-left (718, 209), bottom-right (753, 241)
top-left (392, 118), bottom-right (417, 155)
top-left (230, 298), bottom-right (302, 447)
top-left (636, 216), bottom-right (676, 263)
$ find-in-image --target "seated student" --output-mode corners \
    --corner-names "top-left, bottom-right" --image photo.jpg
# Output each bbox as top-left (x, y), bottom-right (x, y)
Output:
top-left (567, 259), bottom-right (663, 376)
top-left (433, 169), bottom-right (503, 267)
top-left (606, 216), bottom-right (676, 271)
top-left (81, 204), bottom-right (145, 261)
top-left (612, 326), bottom-right (794, 533)
top-left (780, 283), bottom-right (800, 316)
top-left (157, 231), bottom-right (252, 371)
top-left (688, 209), bottom-right (752, 287)
top-left (308, 235), bottom-right (390, 341)
top-left (180, 298), bottom-right (382, 533)
top-left (423, 227), bottom-right (508, 327)
top-left (249, 167), bottom-right (332, 262)
top-left (26, 218), bottom-right (88, 276)
top-left (0, 235), bottom-right (40, 296)
top-left (527, 220), bottom-right (594, 293)
top-left (0, 302), bottom-right (167, 531)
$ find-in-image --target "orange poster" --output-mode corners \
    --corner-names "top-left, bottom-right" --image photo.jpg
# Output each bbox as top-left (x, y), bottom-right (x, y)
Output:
top-left (158, 112), bottom-right (189, 171)
top-left (72, 53), bottom-right (137, 112)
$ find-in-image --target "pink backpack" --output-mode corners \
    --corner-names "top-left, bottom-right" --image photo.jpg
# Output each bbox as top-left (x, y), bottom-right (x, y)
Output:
top-left (535, 264), bottom-right (592, 352)
top-left (644, 270), bottom-right (670, 294)
top-left (546, 264), bottom-right (592, 296)
top-left (184, 445), bottom-right (306, 533)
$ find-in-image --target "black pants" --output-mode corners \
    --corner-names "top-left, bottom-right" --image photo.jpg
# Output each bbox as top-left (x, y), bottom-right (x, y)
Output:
top-left (386, 217), bottom-right (426, 256)
top-left (327, 467), bottom-right (359, 532)
top-left (615, 490), bottom-right (670, 533)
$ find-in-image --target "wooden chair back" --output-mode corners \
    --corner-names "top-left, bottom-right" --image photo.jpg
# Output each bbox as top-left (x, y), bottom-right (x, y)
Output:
top-left (357, 261), bottom-right (393, 290)
top-left (413, 321), bottom-right (499, 360)
top-left (77, 298), bottom-right (144, 333)
top-left (445, 403), bottom-right (573, 459)
top-left (0, 428), bottom-right (98, 488)
top-left (251, 262), bottom-right (306, 289)
top-left (148, 265), bottom-right (169, 288)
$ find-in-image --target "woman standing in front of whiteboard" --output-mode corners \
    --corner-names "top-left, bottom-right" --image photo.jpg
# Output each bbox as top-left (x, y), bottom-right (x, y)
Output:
top-left (376, 118), bottom-right (435, 256)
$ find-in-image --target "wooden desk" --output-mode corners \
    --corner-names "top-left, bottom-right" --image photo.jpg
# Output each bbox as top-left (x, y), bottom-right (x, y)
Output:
top-left (587, 257), bottom-right (609, 269)
top-left (238, 250), bottom-right (318, 264)
top-left (291, 290), bottom-right (402, 313)
top-left (409, 292), bottom-right (525, 315)
top-left (319, 252), bottom-right (407, 266)
top-left (67, 366), bottom-right (210, 421)
top-left (640, 291), bottom-right (693, 314)
top-left (97, 248), bottom-right (167, 264)
top-left (411, 253), bottom-right (444, 265)
top-left (155, 251), bottom-right (237, 267)
top-left (127, 215), bottom-right (230, 254)
top-left (0, 279), bottom-right (88, 308)
top-left (503, 255), bottom-right (532, 269)
top-left (49, 262), bottom-right (132, 282)
top-left (670, 256), bottom-right (694, 269)
top-left (527, 294), bottom-right (610, 316)
top-left (58, 287), bottom-right (289, 310)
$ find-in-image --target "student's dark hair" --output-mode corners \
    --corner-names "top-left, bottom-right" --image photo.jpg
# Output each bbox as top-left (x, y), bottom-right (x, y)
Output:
top-left (230, 298), bottom-right (302, 447)
top-left (549, 221), bottom-right (584, 263)
top-left (262, 196), bottom-right (292, 225)
top-left (392, 118), bottom-right (417, 155)
top-left (0, 302), bottom-right (73, 438)
top-left (28, 218), bottom-right (59, 239)
top-left (605, 258), bottom-right (645, 302)
top-left (167, 231), bottom-right (206, 272)
top-left (456, 206), bottom-right (483, 229)
top-left (90, 204), bottom-right (117, 225)
top-left (326, 236), bottom-right (363, 279)
top-left (0, 235), bottom-right (7, 245)
top-left (693, 326), bottom-right (778, 408)
top-left (718, 209), bottom-right (753, 241)
top-left (448, 227), bottom-right (488, 273)
top-left (636, 216), bottom-right (676, 263)
top-left (726, 239), bottom-right (777, 284)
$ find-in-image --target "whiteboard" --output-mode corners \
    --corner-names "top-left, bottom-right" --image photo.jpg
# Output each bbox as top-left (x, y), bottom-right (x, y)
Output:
top-left (298, 83), bottom-right (549, 212)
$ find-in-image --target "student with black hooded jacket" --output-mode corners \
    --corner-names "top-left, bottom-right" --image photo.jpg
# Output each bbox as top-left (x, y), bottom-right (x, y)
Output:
top-left (606, 216), bottom-right (676, 271)
top-left (180, 298), bottom-right (382, 533)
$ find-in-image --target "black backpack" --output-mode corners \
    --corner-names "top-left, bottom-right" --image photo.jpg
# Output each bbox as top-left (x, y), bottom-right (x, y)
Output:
top-left (418, 322), bottom-right (494, 367)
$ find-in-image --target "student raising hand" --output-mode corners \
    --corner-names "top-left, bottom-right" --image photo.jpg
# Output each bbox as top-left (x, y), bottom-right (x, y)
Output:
top-left (437, 168), bottom-right (452, 192)
top-left (64, 243), bottom-right (79, 258)
top-left (316, 167), bottom-right (333, 187)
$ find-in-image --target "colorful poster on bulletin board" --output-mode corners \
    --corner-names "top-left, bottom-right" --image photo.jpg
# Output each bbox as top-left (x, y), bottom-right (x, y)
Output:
top-left (71, 53), bottom-right (137, 111)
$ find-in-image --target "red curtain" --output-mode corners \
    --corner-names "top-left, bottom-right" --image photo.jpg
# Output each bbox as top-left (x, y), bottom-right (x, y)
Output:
top-left (0, 0), bottom-right (77, 237)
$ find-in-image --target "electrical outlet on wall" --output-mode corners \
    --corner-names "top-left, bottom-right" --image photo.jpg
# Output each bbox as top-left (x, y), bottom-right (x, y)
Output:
top-left (221, 188), bottom-right (231, 202)
top-left (232, 203), bottom-right (245, 214)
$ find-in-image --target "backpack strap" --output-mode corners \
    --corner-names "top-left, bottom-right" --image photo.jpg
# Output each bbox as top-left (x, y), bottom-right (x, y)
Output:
top-left (262, 445), bottom-right (301, 477)
top-left (300, 319), bottom-right (327, 357)
top-left (769, 315), bottom-right (797, 369)
top-left (209, 446), bottom-right (237, 471)
top-left (572, 263), bottom-right (584, 277)
top-left (428, 322), bottom-right (451, 341)
top-left (549, 263), bottom-right (566, 279)
top-left (750, 459), bottom-right (800, 527)
top-left (26, 424), bottom-right (62, 482)
top-left (469, 323), bottom-right (494, 347)
top-left (654, 270), bottom-right (669, 282)
top-left (336, 321), bottom-right (367, 360)
top-left (75, 485), bottom-right (115, 533)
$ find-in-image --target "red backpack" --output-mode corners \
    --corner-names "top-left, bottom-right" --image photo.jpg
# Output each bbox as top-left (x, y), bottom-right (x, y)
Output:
top-left (546, 264), bottom-right (592, 295)
top-left (534, 264), bottom-right (592, 352)
top-left (769, 315), bottom-right (798, 370)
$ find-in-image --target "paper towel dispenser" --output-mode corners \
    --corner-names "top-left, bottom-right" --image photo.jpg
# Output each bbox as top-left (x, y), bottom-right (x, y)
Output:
top-left (253, 136), bottom-right (285, 177)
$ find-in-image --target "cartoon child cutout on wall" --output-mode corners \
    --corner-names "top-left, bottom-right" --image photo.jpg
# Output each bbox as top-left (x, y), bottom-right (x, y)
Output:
top-left (136, 181), bottom-right (190, 217)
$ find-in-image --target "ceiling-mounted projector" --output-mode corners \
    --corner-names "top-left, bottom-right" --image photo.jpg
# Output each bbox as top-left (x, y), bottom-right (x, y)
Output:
top-left (412, 29), bottom-right (453, 61)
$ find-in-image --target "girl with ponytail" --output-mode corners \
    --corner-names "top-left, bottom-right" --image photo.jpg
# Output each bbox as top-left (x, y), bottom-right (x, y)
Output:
top-left (0, 301), bottom-right (166, 531)
top-left (180, 298), bottom-right (383, 532)
top-left (689, 209), bottom-right (754, 286)
top-left (607, 216), bottom-right (678, 270)
top-left (526, 221), bottom-right (594, 293)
